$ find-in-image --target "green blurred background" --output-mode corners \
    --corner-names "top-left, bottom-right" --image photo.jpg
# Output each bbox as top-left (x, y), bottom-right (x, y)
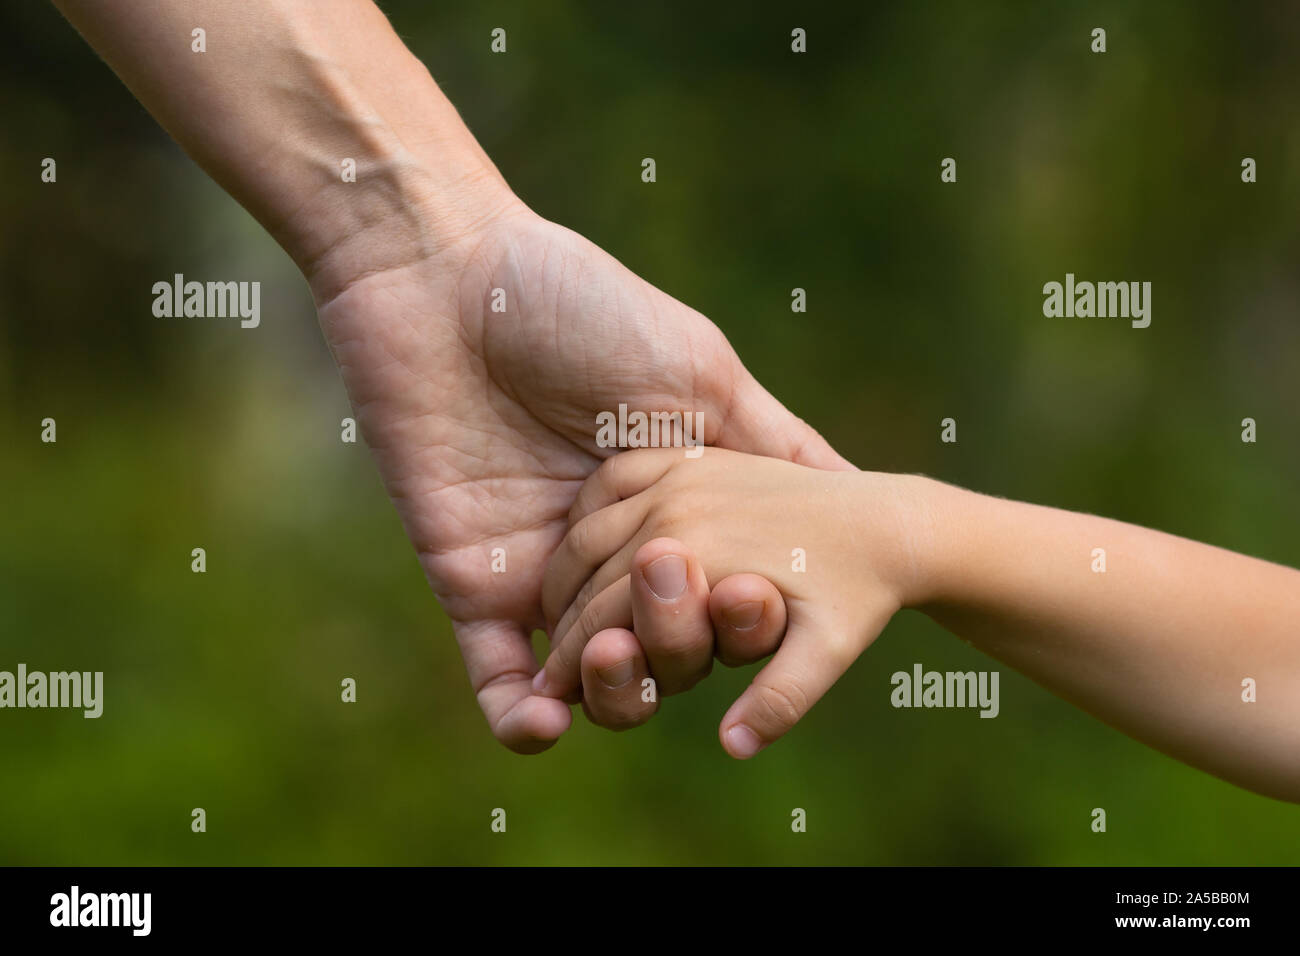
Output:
top-left (2, 0), bottom-right (1297, 864)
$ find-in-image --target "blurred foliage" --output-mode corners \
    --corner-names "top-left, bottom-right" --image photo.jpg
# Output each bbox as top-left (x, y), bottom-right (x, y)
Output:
top-left (0, 0), bottom-right (1297, 864)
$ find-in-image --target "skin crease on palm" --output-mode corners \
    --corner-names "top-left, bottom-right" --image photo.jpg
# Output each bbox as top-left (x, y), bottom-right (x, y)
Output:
top-left (316, 202), bottom-right (852, 753)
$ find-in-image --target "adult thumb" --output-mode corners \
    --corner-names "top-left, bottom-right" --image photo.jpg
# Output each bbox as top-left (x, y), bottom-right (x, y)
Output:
top-left (717, 371), bottom-right (856, 472)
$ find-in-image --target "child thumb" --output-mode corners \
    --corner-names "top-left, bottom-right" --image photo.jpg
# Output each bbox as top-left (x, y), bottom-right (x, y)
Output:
top-left (718, 616), bottom-right (862, 759)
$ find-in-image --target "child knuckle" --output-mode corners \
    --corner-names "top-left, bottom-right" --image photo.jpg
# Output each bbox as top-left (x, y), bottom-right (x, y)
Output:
top-left (566, 515), bottom-right (595, 560)
top-left (752, 679), bottom-right (808, 729)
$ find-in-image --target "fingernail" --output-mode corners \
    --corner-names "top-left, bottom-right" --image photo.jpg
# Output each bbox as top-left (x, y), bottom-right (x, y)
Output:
top-left (722, 600), bottom-right (764, 631)
top-left (595, 658), bottom-right (636, 688)
top-left (725, 724), bottom-right (763, 759)
top-left (532, 670), bottom-right (550, 694)
top-left (643, 554), bottom-right (687, 600)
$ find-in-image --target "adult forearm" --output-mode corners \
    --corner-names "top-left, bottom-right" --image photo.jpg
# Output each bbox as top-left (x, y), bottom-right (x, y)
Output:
top-left (53, 0), bottom-right (518, 299)
top-left (913, 480), bottom-right (1300, 801)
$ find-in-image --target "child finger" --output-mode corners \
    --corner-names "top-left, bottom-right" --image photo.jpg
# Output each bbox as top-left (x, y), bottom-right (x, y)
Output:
top-left (630, 539), bottom-right (715, 697)
top-left (534, 575), bottom-right (632, 699)
top-left (567, 448), bottom-right (681, 527)
top-left (708, 573), bottom-right (789, 667)
top-left (542, 494), bottom-right (648, 632)
top-left (580, 627), bottom-right (660, 730)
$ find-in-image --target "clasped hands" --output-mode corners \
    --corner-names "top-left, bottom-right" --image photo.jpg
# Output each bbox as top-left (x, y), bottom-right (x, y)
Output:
top-left (313, 193), bottom-right (855, 758)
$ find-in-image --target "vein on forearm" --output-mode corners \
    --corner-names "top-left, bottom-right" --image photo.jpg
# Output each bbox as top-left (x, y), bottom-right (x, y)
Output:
top-left (53, 0), bottom-right (508, 297)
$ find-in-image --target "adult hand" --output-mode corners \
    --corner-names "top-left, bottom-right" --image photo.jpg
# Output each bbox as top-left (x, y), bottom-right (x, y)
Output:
top-left (53, 0), bottom-right (853, 754)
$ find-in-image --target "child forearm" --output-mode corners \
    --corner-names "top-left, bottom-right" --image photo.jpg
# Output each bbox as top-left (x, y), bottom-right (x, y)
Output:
top-left (904, 478), bottom-right (1300, 802)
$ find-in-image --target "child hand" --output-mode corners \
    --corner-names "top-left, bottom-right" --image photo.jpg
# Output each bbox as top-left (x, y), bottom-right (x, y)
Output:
top-left (537, 447), bottom-right (932, 757)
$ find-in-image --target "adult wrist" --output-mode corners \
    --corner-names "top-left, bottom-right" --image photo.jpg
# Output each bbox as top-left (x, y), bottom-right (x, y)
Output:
top-left (291, 144), bottom-right (527, 308)
top-left (252, 35), bottom-right (528, 306)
